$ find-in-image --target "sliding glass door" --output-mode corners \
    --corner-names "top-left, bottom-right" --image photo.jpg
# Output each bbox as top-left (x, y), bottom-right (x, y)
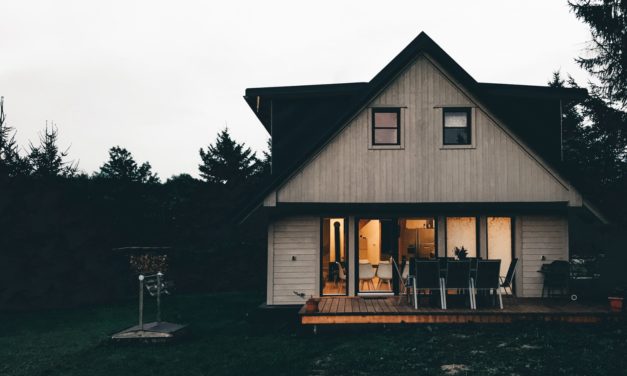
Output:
top-left (320, 218), bottom-right (348, 296)
top-left (357, 219), bottom-right (394, 293)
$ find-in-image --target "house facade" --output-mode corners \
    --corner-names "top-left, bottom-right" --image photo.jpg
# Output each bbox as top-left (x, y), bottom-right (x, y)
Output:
top-left (242, 32), bottom-right (603, 305)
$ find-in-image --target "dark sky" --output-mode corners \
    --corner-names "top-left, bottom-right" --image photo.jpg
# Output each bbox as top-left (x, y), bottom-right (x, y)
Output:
top-left (0, 1), bottom-right (592, 179)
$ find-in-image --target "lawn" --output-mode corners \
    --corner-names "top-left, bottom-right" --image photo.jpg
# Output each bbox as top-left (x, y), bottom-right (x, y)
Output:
top-left (1, 292), bottom-right (626, 376)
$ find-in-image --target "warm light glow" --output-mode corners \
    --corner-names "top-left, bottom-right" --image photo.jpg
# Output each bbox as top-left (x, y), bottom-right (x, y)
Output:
top-left (487, 217), bottom-right (512, 276)
top-left (446, 217), bottom-right (477, 257)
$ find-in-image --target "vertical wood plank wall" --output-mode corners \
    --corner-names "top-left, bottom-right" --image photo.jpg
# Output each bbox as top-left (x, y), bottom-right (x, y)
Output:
top-left (276, 55), bottom-right (576, 204)
top-left (520, 216), bottom-right (569, 297)
top-left (270, 217), bottom-right (319, 304)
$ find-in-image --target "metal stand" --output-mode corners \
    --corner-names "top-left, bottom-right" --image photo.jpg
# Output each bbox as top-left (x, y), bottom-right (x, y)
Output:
top-left (112, 271), bottom-right (187, 342)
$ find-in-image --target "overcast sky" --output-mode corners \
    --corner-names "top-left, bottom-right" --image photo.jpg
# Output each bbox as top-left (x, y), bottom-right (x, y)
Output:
top-left (0, 1), bottom-right (593, 179)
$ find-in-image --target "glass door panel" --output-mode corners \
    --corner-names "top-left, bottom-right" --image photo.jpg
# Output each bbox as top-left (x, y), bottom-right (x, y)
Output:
top-left (357, 219), bottom-right (394, 293)
top-left (321, 218), bottom-right (347, 296)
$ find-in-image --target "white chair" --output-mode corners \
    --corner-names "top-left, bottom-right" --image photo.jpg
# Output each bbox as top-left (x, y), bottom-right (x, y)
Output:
top-left (400, 260), bottom-right (410, 294)
top-left (376, 263), bottom-right (393, 290)
top-left (359, 263), bottom-right (376, 291)
top-left (335, 261), bottom-right (347, 292)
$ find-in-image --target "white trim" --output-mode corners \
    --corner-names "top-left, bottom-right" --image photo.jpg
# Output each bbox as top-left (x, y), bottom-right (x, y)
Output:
top-left (266, 223), bottom-right (274, 305)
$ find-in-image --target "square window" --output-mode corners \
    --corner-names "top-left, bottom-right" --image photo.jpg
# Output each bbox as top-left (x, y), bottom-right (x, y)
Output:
top-left (372, 108), bottom-right (400, 145)
top-left (443, 108), bottom-right (471, 145)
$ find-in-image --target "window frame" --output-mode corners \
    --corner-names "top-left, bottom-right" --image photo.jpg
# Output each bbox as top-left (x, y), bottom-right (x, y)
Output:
top-left (371, 107), bottom-right (401, 146)
top-left (442, 107), bottom-right (472, 146)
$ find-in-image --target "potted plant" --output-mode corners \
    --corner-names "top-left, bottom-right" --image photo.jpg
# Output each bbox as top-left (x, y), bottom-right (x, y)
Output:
top-left (453, 246), bottom-right (468, 260)
top-left (305, 296), bottom-right (320, 313)
top-left (608, 287), bottom-right (624, 313)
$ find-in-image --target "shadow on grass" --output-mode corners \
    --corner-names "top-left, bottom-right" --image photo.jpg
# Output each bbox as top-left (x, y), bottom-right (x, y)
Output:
top-left (1, 292), bottom-right (626, 376)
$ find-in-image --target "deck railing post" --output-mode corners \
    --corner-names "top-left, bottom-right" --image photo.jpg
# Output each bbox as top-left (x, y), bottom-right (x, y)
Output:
top-left (138, 274), bottom-right (144, 331)
top-left (156, 272), bottom-right (163, 323)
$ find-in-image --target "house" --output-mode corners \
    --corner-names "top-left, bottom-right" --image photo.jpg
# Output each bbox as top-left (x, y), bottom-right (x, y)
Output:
top-left (241, 32), bottom-right (605, 307)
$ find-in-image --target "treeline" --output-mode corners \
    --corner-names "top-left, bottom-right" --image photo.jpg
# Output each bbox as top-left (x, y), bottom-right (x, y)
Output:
top-left (0, 103), bottom-right (271, 310)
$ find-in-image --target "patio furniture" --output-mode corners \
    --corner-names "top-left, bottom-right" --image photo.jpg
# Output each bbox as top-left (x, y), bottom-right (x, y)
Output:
top-left (500, 258), bottom-right (518, 297)
top-left (412, 260), bottom-right (446, 309)
top-left (376, 262), bottom-right (393, 290)
top-left (473, 260), bottom-right (503, 309)
top-left (438, 257), bottom-right (448, 278)
top-left (540, 260), bottom-right (570, 297)
top-left (335, 261), bottom-right (347, 292)
top-left (443, 260), bottom-right (475, 309)
top-left (359, 263), bottom-right (376, 291)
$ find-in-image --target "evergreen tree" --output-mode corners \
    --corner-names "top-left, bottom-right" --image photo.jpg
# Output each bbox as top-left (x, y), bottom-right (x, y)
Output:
top-left (569, 0), bottom-right (627, 107)
top-left (96, 146), bottom-right (159, 183)
top-left (256, 138), bottom-right (272, 178)
top-left (0, 97), bottom-right (29, 177)
top-left (549, 71), bottom-right (627, 221)
top-left (198, 128), bottom-right (259, 187)
top-left (28, 123), bottom-right (77, 178)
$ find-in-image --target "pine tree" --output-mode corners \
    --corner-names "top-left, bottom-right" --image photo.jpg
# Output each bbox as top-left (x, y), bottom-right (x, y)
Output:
top-left (96, 146), bottom-right (159, 183)
top-left (569, 0), bottom-right (627, 107)
top-left (198, 128), bottom-right (259, 187)
top-left (256, 138), bottom-right (272, 178)
top-left (28, 123), bottom-right (77, 178)
top-left (549, 71), bottom-right (627, 222)
top-left (0, 97), bottom-right (29, 177)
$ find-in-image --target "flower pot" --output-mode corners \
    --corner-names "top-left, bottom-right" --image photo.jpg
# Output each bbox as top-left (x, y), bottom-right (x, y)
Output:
top-left (305, 298), bottom-right (320, 313)
top-left (608, 297), bottom-right (623, 313)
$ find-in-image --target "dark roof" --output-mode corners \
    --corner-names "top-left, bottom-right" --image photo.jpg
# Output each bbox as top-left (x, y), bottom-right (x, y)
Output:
top-left (237, 32), bottom-right (587, 223)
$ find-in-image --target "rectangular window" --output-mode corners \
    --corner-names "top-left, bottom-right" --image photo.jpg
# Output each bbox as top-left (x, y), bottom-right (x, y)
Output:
top-left (487, 217), bottom-right (512, 277)
top-left (372, 108), bottom-right (400, 145)
top-left (443, 108), bottom-right (471, 145)
top-left (446, 217), bottom-right (477, 258)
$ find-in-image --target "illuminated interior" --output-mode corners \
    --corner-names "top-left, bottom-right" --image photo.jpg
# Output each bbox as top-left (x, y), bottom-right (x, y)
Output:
top-left (399, 218), bottom-right (436, 260)
top-left (321, 218), bottom-right (347, 295)
top-left (446, 217), bottom-right (477, 258)
top-left (487, 217), bottom-right (512, 277)
top-left (358, 219), bottom-right (393, 292)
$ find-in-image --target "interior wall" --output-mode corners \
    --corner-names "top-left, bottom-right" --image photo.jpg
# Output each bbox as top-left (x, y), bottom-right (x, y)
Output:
top-left (359, 220), bottom-right (381, 265)
top-left (446, 217), bottom-right (477, 257)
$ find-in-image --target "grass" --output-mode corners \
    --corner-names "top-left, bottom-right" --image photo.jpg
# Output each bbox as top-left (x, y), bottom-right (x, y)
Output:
top-left (1, 292), bottom-right (626, 376)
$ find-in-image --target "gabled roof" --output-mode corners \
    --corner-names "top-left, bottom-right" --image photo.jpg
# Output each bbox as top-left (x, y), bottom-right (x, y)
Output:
top-left (238, 31), bottom-right (588, 223)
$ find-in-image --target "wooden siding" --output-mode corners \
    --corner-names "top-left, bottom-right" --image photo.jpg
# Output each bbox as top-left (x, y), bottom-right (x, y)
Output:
top-left (275, 55), bottom-right (579, 205)
top-left (520, 215), bottom-right (568, 297)
top-left (270, 216), bottom-right (319, 304)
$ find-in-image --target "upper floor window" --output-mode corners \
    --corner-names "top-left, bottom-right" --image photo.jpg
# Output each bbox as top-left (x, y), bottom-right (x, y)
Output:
top-left (372, 108), bottom-right (400, 145)
top-left (443, 108), bottom-right (471, 145)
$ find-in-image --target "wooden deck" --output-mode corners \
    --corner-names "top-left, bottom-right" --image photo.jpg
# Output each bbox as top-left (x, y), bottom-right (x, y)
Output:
top-left (300, 296), bottom-right (620, 325)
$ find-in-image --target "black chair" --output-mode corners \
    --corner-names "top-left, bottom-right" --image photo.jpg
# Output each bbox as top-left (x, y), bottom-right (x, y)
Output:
top-left (500, 258), bottom-right (518, 297)
top-left (542, 260), bottom-right (570, 297)
top-left (443, 260), bottom-right (474, 309)
top-left (411, 260), bottom-right (446, 309)
top-left (474, 260), bottom-right (503, 309)
top-left (438, 257), bottom-right (449, 279)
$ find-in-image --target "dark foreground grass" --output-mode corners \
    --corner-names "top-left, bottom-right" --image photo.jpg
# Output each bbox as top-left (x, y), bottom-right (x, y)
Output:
top-left (1, 292), bottom-right (626, 376)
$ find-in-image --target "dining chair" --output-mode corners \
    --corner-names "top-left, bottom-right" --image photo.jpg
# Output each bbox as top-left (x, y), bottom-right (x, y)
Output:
top-left (359, 263), bottom-right (376, 291)
top-left (443, 260), bottom-right (474, 309)
top-left (335, 261), bottom-right (347, 292)
top-left (500, 258), bottom-right (518, 297)
top-left (474, 260), bottom-right (503, 309)
top-left (376, 262), bottom-right (393, 290)
top-left (413, 260), bottom-right (446, 309)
